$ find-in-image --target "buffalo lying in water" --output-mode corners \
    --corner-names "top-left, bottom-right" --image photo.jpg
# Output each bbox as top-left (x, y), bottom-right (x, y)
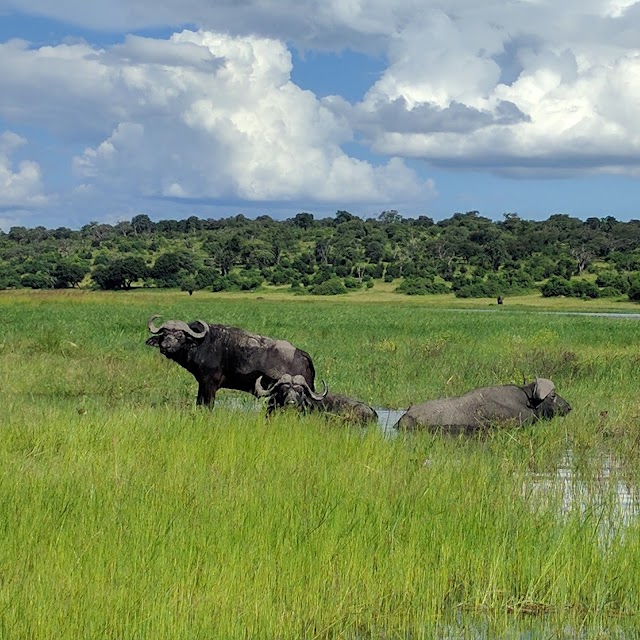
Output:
top-left (395, 378), bottom-right (571, 433)
top-left (145, 315), bottom-right (316, 407)
top-left (255, 373), bottom-right (378, 425)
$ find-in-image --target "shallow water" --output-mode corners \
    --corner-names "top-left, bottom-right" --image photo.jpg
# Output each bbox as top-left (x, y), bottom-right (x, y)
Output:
top-left (458, 308), bottom-right (640, 320)
top-left (527, 450), bottom-right (639, 530)
top-left (375, 407), bottom-right (406, 433)
top-left (217, 397), bottom-right (640, 525)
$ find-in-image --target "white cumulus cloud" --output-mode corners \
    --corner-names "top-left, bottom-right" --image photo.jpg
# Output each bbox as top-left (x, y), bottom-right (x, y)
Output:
top-left (2, 0), bottom-right (640, 222)
top-left (0, 131), bottom-right (48, 208)
top-left (74, 30), bottom-right (428, 204)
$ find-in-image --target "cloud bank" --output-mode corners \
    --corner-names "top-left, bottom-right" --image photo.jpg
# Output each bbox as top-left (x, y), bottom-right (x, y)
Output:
top-left (1, 0), bottom-right (640, 222)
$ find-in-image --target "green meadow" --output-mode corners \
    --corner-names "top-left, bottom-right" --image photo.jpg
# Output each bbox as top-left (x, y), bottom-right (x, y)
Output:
top-left (0, 288), bottom-right (639, 639)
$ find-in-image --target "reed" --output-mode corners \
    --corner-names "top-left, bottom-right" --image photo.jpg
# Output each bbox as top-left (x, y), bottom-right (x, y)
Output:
top-left (0, 289), bottom-right (638, 638)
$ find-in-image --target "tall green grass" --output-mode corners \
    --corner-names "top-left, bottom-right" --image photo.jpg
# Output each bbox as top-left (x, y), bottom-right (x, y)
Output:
top-left (0, 290), bottom-right (639, 638)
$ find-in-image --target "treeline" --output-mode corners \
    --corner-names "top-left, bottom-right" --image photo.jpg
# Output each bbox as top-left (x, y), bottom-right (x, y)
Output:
top-left (2, 210), bottom-right (640, 300)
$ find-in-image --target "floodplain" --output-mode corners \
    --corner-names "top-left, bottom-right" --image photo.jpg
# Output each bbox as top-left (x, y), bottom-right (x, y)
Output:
top-left (0, 288), bottom-right (639, 639)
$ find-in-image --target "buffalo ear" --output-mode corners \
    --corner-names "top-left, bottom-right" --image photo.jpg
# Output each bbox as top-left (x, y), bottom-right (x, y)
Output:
top-left (146, 335), bottom-right (162, 347)
top-left (533, 378), bottom-right (555, 401)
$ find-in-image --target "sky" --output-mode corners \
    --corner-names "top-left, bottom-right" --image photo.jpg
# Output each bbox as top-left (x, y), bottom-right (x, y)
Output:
top-left (1, 1), bottom-right (640, 230)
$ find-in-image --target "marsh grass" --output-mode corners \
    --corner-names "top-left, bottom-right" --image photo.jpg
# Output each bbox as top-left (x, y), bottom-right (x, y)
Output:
top-left (0, 290), bottom-right (639, 638)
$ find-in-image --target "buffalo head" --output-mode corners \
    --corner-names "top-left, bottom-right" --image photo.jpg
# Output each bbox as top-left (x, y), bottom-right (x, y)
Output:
top-left (255, 373), bottom-right (327, 414)
top-left (529, 377), bottom-right (571, 419)
top-left (145, 314), bottom-right (208, 356)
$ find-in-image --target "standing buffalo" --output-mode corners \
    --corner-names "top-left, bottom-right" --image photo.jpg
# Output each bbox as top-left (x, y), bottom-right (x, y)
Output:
top-left (394, 378), bottom-right (571, 433)
top-left (146, 315), bottom-right (315, 407)
top-left (255, 374), bottom-right (379, 425)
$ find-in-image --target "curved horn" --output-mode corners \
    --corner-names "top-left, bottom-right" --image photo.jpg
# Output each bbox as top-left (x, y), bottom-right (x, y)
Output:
top-left (147, 314), bottom-right (163, 333)
top-left (533, 378), bottom-right (555, 401)
top-left (255, 374), bottom-right (294, 397)
top-left (301, 378), bottom-right (328, 401)
top-left (184, 320), bottom-right (208, 339)
top-left (150, 319), bottom-right (208, 338)
top-left (255, 375), bottom-right (273, 397)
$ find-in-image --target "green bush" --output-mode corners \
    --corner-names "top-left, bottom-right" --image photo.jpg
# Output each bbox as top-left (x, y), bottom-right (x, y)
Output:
top-left (541, 276), bottom-right (573, 297)
top-left (396, 277), bottom-right (449, 295)
top-left (20, 272), bottom-right (54, 289)
top-left (311, 278), bottom-right (348, 295)
top-left (541, 276), bottom-right (599, 299)
top-left (570, 279), bottom-right (599, 299)
top-left (343, 276), bottom-right (361, 290)
top-left (627, 273), bottom-right (640, 302)
top-left (595, 271), bottom-right (629, 294)
top-left (211, 271), bottom-right (263, 292)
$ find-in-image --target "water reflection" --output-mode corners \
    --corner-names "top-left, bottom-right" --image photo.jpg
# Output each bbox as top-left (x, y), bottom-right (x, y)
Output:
top-left (376, 407), bottom-right (405, 434)
top-left (434, 617), bottom-right (637, 639)
top-left (527, 450), bottom-right (639, 529)
top-left (217, 394), bottom-right (406, 433)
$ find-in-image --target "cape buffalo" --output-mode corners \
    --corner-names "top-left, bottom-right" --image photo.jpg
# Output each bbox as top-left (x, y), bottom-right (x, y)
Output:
top-left (255, 374), bottom-right (379, 425)
top-left (145, 315), bottom-right (316, 407)
top-left (394, 378), bottom-right (571, 433)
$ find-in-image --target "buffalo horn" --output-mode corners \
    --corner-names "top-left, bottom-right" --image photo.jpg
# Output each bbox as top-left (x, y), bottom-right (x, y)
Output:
top-left (255, 373), bottom-right (294, 397)
top-left (533, 378), bottom-right (555, 401)
top-left (255, 376), bottom-right (273, 397)
top-left (187, 320), bottom-right (209, 339)
top-left (147, 314), bottom-right (163, 333)
top-left (300, 378), bottom-right (328, 401)
top-left (146, 315), bottom-right (208, 338)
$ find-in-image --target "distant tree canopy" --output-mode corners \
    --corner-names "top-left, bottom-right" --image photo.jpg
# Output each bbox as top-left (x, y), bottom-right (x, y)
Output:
top-left (1, 209), bottom-right (640, 300)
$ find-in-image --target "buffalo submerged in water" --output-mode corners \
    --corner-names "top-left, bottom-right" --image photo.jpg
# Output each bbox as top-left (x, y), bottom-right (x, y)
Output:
top-left (394, 378), bottom-right (571, 433)
top-left (255, 373), bottom-right (378, 425)
top-left (145, 315), bottom-right (316, 407)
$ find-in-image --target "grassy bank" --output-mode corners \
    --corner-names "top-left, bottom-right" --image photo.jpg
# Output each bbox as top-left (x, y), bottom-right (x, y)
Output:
top-left (0, 290), bottom-right (638, 638)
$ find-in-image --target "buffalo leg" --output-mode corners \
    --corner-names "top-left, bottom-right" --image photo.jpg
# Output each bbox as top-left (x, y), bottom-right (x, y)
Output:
top-left (197, 381), bottom-right (217, 407)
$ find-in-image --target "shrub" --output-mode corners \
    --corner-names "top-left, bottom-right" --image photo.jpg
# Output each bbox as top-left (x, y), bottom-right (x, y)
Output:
top-left (0, 267), bottom-right (20, 289)
top-left (600, 286), bottom-right (623, 298)
top-left (313, 266), bottom-right (335, 285)
top-left (311, 278), bottom-right (347, 295)
top-left (211, 271), bottom-right (263, 292)
top-left (21, 272), bottom-right (54, 289)
top-left (595, 271), bottom-right (629, 294)
top-left (396, 277), bottom-right (449, 295)
top-left (570, 279), bottom-right (599, 299)
top-left (628, 273), bottom-right (640, 302)
top-left (541, 276), bottom-right (573, 297)
top-left (343, 277), bottom-right (361, 290)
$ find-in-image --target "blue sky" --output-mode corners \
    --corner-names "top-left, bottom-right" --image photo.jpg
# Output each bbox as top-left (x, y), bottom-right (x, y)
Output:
top-left (1, 0), bottom-right (640, 230)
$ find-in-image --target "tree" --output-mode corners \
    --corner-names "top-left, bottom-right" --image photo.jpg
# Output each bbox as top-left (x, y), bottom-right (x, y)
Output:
top-left (179, 274), bottom-right (198, 295)
top-left (291, 212), bottom-right (314, 229)
top-left (628, 274), bottom-right (640, 302)
top-left (378, 210), bottom-right (402, 224)
top-left (131, 214), bottom-right (154, 234)
top-left (334, 210), bottom-right (356, 225)
top-left (92, 256), bottom-right (148, 290)
top-left (151, 251), bottom-right (197, 287)
top-left (21, 272), bottom-right (54, 289)
top-left (365, 240), bottom-right (385, 263)
top-left (52, 259), bottom-right (89, 288)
